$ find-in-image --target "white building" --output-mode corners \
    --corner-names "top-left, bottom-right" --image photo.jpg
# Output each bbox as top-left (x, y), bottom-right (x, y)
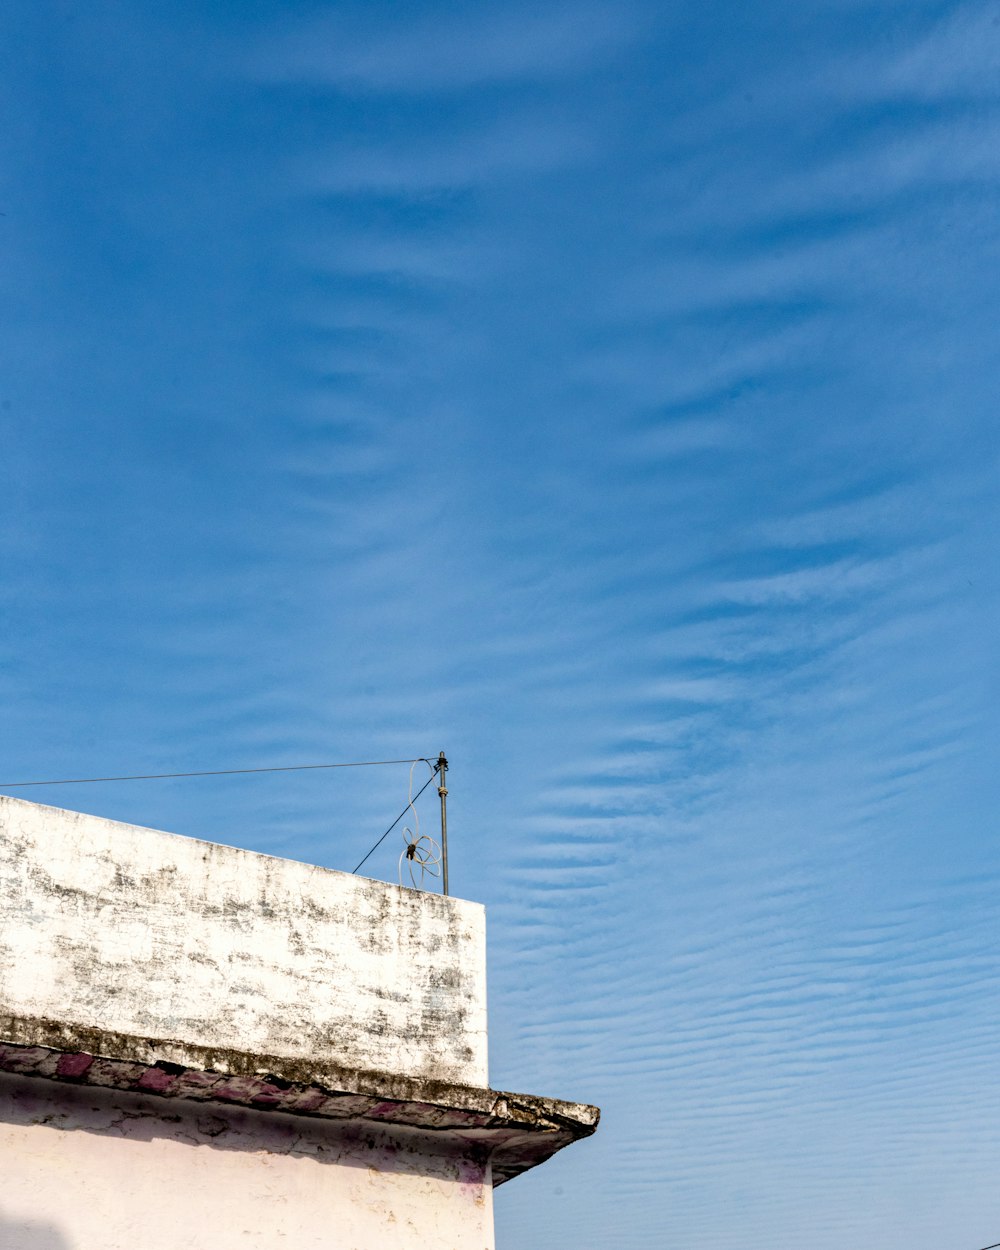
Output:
top-left (0, 795), bottom-right (597, 1250)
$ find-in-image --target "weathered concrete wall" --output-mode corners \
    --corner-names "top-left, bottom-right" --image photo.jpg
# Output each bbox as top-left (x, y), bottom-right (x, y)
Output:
top-left (0, 1071), bottom-right (495, 1250)
top-left (0, 796), bottom-right (487, 1087)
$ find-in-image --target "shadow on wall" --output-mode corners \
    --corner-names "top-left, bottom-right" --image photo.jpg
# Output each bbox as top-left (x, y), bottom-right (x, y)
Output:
top-left (0, 1071), bottom-right (486, 1183)
top-left (0, 1211), bottom-right (71, 1250)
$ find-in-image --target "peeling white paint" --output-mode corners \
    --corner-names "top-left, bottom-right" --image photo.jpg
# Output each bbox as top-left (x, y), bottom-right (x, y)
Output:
top-left (0, 796), bottom-right (488, 1087)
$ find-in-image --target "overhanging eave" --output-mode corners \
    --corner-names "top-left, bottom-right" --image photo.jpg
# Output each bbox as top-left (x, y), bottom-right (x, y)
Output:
top-left (0, 1015), bottom-right (598, 1186)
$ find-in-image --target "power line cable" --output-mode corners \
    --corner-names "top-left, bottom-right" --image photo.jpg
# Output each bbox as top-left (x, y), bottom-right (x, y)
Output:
top-left (1, 754), bottom-right (444, 884)
top-left (352, 769), bottom-right (439, 876)
top-left (0, 758), bottom-right (427, 789)
top-left (977, 1243), bottom-right (1000, 1249)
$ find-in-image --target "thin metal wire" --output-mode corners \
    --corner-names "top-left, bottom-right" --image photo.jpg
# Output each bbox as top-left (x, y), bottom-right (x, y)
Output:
top-left (2, 754), bottom-right (447, 887)
top-left (352, 769), bottom-right (439, 876)
top-left (0, 759), bottom-right (427, 789)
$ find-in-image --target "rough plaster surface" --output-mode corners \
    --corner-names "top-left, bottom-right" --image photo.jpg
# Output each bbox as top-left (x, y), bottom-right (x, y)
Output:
top-left (0, 796), bottom-right (487, 1086)
top-left (0, 1071), bottom-right (495, 1250)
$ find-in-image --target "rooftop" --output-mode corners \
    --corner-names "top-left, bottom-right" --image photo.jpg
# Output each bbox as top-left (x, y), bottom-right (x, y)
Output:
top-left (0, 794), bottom-right (597, 1184)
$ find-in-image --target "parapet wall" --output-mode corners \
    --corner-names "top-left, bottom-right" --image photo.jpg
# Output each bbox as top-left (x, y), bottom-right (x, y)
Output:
top-left (0, 796), bottom-right (488, 1087)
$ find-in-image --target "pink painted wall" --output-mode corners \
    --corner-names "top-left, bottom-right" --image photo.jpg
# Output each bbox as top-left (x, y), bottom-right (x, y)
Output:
top-left (0, 1074), bottom-right (495, 1250)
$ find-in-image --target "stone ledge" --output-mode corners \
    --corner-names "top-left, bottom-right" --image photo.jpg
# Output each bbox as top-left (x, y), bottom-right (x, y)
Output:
top-left (0, 1015), bottom-right (598, 1187)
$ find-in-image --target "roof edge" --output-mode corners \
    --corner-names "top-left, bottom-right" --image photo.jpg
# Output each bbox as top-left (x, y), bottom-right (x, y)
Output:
top-left (0, 1014), bottom-right (598, 1186)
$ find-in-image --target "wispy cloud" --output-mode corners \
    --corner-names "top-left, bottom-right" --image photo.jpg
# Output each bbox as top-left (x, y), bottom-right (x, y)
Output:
top-left (255, 2), bottom-right (645, 92)
top-left (4, 3), bottom-right (1000, 1249)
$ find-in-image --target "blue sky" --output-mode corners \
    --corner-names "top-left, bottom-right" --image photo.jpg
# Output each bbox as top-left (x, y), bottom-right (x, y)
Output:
top-left (2, 1), bottom-right (1000, 1246)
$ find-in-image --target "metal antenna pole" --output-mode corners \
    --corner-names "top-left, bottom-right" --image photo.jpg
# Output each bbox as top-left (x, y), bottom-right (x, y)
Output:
top-left (437, 751), bottom-right (449, 896)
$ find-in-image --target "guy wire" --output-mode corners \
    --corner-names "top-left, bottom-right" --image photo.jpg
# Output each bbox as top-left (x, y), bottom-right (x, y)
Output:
top-left (0, 758), bottom-right (429, 789)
